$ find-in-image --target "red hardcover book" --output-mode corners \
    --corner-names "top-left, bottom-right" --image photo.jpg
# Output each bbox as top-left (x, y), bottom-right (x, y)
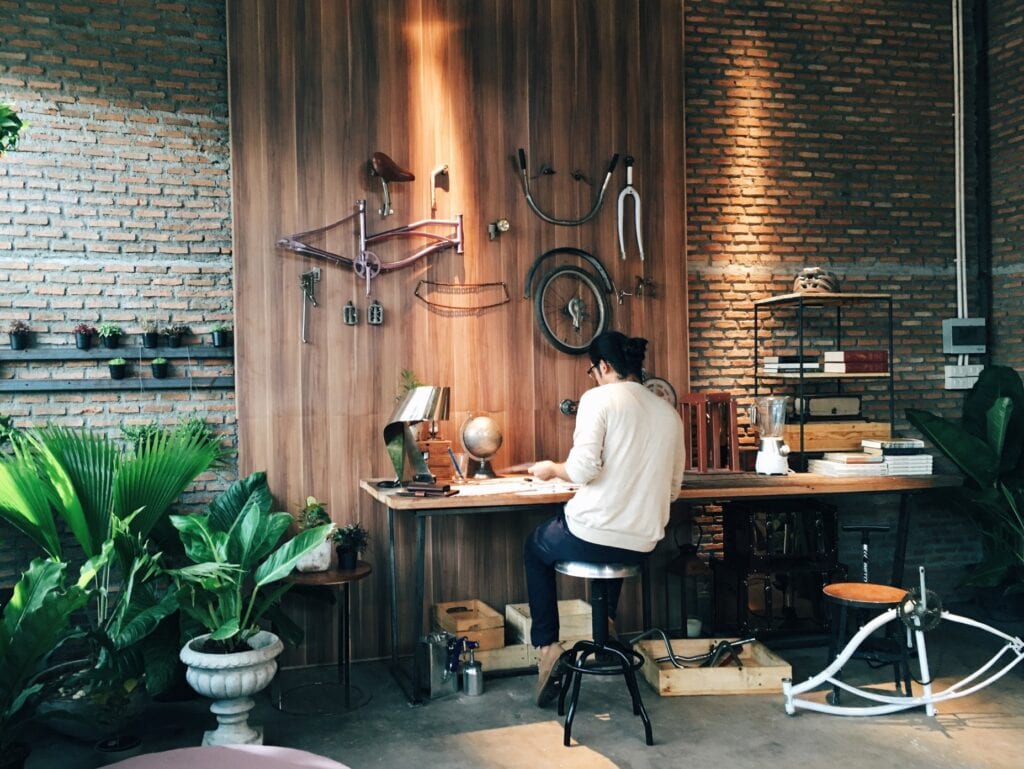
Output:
top-left (823, 361), bottom-right (888, 373)
top-left (823, 350), bottom-right (889, 363)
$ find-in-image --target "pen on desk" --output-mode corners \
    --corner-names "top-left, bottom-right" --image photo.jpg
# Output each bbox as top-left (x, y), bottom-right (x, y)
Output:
top-left (447, 447), bottom-right (466, 480)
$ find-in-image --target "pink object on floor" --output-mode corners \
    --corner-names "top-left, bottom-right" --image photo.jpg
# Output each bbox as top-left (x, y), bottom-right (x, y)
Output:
top-left (106, 745), bottom-right (351, 769)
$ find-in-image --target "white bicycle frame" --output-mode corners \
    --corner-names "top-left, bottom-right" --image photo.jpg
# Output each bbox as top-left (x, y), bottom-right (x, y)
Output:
top-left (783, 580), bottom-right (1024, 717)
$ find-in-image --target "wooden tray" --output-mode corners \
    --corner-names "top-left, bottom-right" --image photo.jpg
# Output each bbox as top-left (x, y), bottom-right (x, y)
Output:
top-left (637, 638), bottom-right (791, 696)
top-left (433, 599), bottom-right (504, 651)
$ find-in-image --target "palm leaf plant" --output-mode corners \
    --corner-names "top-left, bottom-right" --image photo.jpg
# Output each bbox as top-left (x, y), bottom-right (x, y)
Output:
top-left (0, 421), bottom-right (227, 699)
top-left (169, 471), bottom-right (331, 653)
top-left (906, 365), bottom-right (1024, 593)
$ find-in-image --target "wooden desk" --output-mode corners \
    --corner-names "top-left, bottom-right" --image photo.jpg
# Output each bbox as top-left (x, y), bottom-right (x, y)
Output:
top-left (360, 472), bottom-right (960, 704)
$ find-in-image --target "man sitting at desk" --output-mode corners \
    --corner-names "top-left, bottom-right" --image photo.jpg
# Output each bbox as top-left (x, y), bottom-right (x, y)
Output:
top-left (527, 331), bottom-right (686, 707)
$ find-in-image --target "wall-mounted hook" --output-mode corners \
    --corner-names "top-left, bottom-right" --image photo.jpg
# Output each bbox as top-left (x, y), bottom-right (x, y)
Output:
top-left (300, 268), bottom-right (320, 343)
top-left (559, 399), bottom-right (578, 416)
top-left (430, 164), bottom-right (449, 216)
top-left (487, 218), bottom-right (510, 241)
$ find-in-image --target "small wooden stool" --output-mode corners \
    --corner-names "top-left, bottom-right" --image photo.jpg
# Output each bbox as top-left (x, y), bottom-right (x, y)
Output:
top-left (553, 561), bottom-right (653, 747)
top-left (822, 582), bottom-right (912, 705)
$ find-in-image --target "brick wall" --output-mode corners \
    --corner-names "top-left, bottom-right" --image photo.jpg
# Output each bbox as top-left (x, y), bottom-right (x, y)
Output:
top-left (988, 3), bottom-right (1024, 370)
top-left (0, 0), bottom-right (235, 579)
top-left (683, 0), bottom-right (1023, 598)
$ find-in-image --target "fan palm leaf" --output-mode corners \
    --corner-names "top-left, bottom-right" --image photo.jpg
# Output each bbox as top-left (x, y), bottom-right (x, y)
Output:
top-left (0, 456), bottom-right (62, 558)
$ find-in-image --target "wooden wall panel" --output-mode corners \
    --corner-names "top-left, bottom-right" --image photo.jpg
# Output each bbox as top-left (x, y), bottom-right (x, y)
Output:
top-left (228, 0), bottom-right (687, 662)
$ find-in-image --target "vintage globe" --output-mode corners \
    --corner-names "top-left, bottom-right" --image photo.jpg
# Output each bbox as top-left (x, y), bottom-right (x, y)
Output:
top-left (460, 416), bottom-right (502, 478)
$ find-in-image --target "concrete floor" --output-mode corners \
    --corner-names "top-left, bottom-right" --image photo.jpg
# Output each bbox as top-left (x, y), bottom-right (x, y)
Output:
top-left (24, 603), bottom-right (1024, 769)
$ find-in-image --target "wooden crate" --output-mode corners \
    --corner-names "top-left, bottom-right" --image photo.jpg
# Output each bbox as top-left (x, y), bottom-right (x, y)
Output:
top-left (637, 638), bottom-right (791, 696)
top-left (433, 599), bottom-right (504, 651)
top-left (505, 599), bottom-right (592, 644)
top-left (783, 421), bottom-right (890, 452)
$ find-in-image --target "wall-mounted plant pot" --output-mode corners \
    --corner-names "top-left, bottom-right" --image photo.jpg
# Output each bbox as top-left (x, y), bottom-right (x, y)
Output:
top-left (75, 332), bottom-right (92, 350)
top-left (151, 361), bottom-right (168, 379)
top-left (9, 331), bottom-right (29, 351)
top-left (142, 332), bottom-right (159, 348)
top-left (101, 335), bottom-right (120, 349)
top-left (165, 334), bottom-right (182, 348)
top-left (108, 363), bottom-right (127, 380)
top-left (212, 330), bottom-right (232, 348)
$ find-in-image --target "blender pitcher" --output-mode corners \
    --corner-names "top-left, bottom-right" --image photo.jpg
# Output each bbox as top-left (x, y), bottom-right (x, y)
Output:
top-left (749, 396), bottom-right (791, 474)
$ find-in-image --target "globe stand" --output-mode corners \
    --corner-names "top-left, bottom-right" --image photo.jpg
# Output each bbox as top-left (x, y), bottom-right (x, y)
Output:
top-left (470, 457), bottom-right (498, 479)
top-left (460, 415), bottom-right (504, 480)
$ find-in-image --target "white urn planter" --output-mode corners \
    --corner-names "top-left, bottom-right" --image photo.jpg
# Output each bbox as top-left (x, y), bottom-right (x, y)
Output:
top-left (295, 538), bottom-right (332, 572)
top-left (179, 630), bottom-right (284, 746)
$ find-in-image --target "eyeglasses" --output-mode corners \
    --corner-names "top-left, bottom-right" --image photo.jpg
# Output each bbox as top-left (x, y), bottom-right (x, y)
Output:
top-left (586, 363), bottom-right (598, 379)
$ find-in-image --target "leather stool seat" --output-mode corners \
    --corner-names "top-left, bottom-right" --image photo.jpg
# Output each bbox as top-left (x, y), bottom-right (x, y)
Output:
top-left (823, 581), bottom-right (912, 704)
top-left (552, 560), bottom-right (652, 747)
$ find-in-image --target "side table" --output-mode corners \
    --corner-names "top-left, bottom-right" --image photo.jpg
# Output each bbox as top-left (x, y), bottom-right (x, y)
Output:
top-left (274, 561), bottom-right (372, 715)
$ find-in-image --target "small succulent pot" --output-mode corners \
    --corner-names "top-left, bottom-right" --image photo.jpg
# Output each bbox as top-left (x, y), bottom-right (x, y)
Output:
top-left (75, 332), bottom-right (92, 350)
top-left (142, 331), bottom-right (159, 349)
top-left (100, 334), bottom-right (120, 349)
top-left (9, 331), bottom-right (29, 350)
top-left (211, 329), bottom-right (232, 348)
top-left (108, 359), bottom-right (127, 380)
top-left (165, 333), bottom-right (182, 348)
top-left (336, 547), bottom-right (358, 572)
top-left (150, 358), bottom-right (168, 379)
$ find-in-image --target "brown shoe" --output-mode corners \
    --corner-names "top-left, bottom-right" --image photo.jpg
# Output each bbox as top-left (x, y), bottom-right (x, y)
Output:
top-left (536, 648), bottom-right (566, 707)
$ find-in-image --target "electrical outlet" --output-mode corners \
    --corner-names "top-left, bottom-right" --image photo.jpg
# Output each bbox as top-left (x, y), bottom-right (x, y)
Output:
top-left (944, 364), bottom-right (984, 390)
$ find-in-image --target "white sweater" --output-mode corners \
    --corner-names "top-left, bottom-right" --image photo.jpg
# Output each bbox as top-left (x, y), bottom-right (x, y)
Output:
top-left (563, 381), bottom-right (686, 552)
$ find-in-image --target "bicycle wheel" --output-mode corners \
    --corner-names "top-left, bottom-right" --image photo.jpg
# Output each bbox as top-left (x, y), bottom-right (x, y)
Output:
top-left (533, 265), bottom-right (611, 355)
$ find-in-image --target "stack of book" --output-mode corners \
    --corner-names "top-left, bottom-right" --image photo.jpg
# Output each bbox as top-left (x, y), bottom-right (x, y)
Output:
top-left (861, 438), bottom-right (933, 475)
top-left (762, 354), bottom-right (820, 374)
top-left (808, 452), bottom-right (886, 477)
top-left (822, 349), bottom-right (889, 373)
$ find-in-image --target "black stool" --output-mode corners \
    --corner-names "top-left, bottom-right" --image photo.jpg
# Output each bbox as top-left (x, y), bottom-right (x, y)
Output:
top-left (553, 560), bottom-right (653, 747)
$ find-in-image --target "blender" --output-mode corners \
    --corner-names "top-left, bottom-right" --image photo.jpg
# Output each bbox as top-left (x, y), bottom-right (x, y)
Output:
top-left (749, 396), bottom-right (791, 475)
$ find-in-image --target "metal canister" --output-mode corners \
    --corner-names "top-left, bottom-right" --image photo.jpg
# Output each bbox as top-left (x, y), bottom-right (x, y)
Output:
top-left (463, 648), bottom-right (484, 696)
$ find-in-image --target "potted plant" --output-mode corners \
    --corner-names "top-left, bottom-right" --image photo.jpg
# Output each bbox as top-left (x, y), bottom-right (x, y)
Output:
top-left (211, 322), bottom-right (233, 348)
top-left (72, 323), bottom-right (96, 351)
top-left (906, 365), bottom-right (1024, 610)
top-left (108, 357), bottom-right (127, 380)
top-left (333, 522), bottom-right (370, 571)
top-left (151, 357), bottom-right (168, 379)
top-left (0, 423), bottom-right (226, 736)
top-left (0, 560), bottom-right (90, 769)
top-left (97, 322), bottom-right (123, 349)
top-left (169, 472), bottom-right (331, 745)
top-left (141, 320), bottom-right (160, 349)
top-left (0, 102), bottom-right (26, 158)
top-left (294, 496), bottom-right (333, 572)
top-left (162, 323), bottom-right (191, 348)
top-left (7, 320), bottom-right (29, 351)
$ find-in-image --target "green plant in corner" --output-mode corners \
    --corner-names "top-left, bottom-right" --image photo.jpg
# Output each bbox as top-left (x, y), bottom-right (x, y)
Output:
top-left (332, 522), bottom-right (370, 553)
top-left (97, 323), bottom-right (122, 338)
top-left (168, 472), bottom-right (332, 653)
top-left (0, 103), bottom-right (26, 157)
top-left (397, 368), bottom-right (423, 400)
top-left (296, 495), bottom-right (331, 530)
top-left (906, 365), bottom-right (1024, 594)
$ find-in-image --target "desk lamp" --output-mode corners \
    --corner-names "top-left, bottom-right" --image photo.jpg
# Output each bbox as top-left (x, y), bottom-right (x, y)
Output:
top-left (381, 385), bottom-right (449, 487)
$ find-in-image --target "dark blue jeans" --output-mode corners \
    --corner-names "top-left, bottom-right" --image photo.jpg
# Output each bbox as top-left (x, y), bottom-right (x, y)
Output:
top-left (524, 513), bottom-right (646, 647)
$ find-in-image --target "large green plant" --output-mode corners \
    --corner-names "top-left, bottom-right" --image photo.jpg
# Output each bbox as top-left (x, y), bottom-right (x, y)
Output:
top-left (906, 365), bottom-right (1024, 591)
top-left (0, 559), bottom-right (90, 754)
top-left (169, 472), bottom-right (331, 653)
top-left (0, 423), bottom-right (226, 695)
top-left (0, 103), bottom-right (25, 156)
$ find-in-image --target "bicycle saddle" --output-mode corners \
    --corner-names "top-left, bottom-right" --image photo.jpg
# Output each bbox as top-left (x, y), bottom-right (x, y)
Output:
top-left (370, 152), bottom-right (415, 183)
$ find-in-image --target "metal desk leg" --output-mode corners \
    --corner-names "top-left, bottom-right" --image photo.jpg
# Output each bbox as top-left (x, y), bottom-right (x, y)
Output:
top-left (408, 514), bottom-right (426, 704)
top-left (891, 492), bottom-right (911, 588)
